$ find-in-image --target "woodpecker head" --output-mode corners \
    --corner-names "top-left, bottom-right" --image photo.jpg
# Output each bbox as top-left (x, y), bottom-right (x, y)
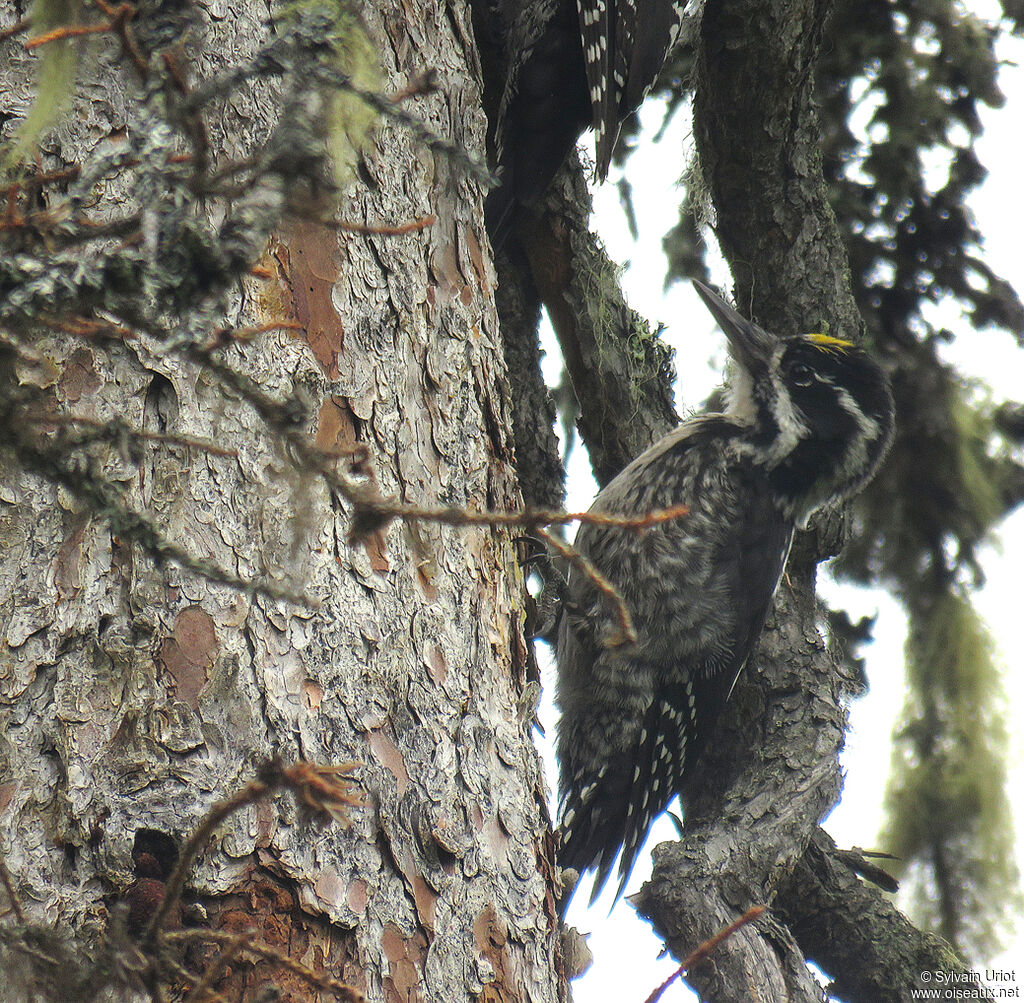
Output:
top-left (693, 280), bottom-right (895, 526)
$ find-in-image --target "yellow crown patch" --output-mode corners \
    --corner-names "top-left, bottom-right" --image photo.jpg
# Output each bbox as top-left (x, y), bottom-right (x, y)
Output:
top-left (806, 332), bottom-right (855, 353)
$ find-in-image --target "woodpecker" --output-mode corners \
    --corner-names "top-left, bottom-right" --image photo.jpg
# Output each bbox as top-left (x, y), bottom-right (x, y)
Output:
top-left (555, 282), bottom-right (895, 908)
top-left (486, 0), bottom-right (687, 243)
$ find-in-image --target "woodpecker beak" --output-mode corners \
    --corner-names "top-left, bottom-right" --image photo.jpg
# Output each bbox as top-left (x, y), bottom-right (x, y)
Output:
top-left (692, 280), bottom-right (776, 375)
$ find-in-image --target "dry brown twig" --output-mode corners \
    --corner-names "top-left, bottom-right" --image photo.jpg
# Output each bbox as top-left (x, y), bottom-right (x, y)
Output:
top-left (0, 17), bottom-right (32, 41)
top-left (0, 165), bottom-right (81, 197)
top-left (179, 930), bottom-right (252, 1003)
top-left (345, 492), bottom-right (688, 647)
top-left (38, 313), bottom-right (135, 340)
top-left (538, 525), bottom-right (638, 645)
top-left (22, 0), bottom-right (147, 76)
top-left (125, 761), bottom-right (364, 1001)
top-left (348, 496), bottom-right (689, 538)
top-left (168, 929), bottom-right (368, 1003)
top-left (90, 0), bottom-right (148, 77)
top-left (24, 410), bottom-right (240, 458)
top-left (204, 319), bottom-right (306, 348)
top-left (642, 906), bottom-right (768, 1003)
top-left (332, 213), bottom-right (437, 236)
top-left (388, 69), bottom-right (439, 104)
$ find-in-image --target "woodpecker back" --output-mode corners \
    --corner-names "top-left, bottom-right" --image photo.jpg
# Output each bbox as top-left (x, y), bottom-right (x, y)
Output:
top-left (555, 282), bottom-right (895, 908)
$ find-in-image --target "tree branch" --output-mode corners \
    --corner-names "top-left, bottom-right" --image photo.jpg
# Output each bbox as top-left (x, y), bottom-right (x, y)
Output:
top-left (636, 584), bottom-right (840, 1003)
top-left (512, 150), bottom-right (678, 487)
top-left (776, 828), bottom-right (989, 1003)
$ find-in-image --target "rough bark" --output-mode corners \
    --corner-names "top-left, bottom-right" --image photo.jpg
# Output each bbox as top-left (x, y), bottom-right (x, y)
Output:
top-left (518, 152), bottom-right (679, 488)
top-left (695, 0), bottom-right (864, 344)
top-left (0, 3), bottom-right (566, 1002)
top-left (636, 582), bottom-right (838, 1003)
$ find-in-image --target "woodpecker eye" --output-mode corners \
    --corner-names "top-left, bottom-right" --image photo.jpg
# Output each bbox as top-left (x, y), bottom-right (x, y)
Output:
top-left (790, 362), bottom-right (815, 387)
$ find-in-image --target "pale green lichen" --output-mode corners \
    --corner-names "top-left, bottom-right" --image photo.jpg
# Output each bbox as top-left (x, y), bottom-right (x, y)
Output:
top-left (3, 0), bottom-right (82, 174)
top-left (277, 0), bottom-right (381, 191)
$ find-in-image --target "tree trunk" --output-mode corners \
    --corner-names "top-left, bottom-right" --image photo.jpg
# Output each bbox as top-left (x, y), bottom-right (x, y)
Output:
top-left (0, 2), bottom-right (565, 1000)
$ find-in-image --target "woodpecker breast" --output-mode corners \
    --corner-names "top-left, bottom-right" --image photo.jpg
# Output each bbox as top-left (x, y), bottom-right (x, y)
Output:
top-left (555, 282), bottom-right (894, 910)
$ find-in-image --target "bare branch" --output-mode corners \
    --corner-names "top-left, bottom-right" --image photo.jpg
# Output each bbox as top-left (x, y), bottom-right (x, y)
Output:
top-left (643, 906), bottom-right (767, 1003)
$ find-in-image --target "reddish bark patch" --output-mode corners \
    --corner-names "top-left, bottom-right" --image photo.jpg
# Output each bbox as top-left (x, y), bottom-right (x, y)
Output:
top-left (302, 679), bottom-right (324, 712)
top-left (382, 923), bottom-right (427, 1003)
top-left (367, 730), bottom-right (409, 797)
top-left (346, 876), bottom-right (369, 915)
top-left (315, 396), bottom-right (360, 453)
top-left (364, 531), bottom-right (391, 574)
top-left (202, 875), bottom-right (365, 1001)
top-left (473, 904), bottom-right (515, 1003)
top-left (464, 225), bottom-right (490, 295)
top-left (315, 397), bottom-right (391, 572)
top-left (160, 606), bottom-right (218, 708)
top-left (54, 513), bottom-right (89, 597)
top-left (279, 221), bottom-right (344, 377)
top-left (425, 642), bottom-right (447, 685)
top-left (410, 873), bottom-right (437, 933)
top-left (173, 606), bottom-right (218, 665)
top-left (58, 347), bottom-right (101, 402)
top-left (0, 783), bottom-right (17, 812)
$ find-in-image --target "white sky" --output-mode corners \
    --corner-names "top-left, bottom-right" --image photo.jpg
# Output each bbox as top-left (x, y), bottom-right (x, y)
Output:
top-left (537, 17), bottom-right (1024, 1000)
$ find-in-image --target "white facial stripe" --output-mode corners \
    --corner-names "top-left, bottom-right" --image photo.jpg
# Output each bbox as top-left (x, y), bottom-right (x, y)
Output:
top-left (766, 345), bottom-right (809, 466)
top-left (834, 385), bottom-right (882, 441)
top-left (830, 385), bottom-right (883, 494)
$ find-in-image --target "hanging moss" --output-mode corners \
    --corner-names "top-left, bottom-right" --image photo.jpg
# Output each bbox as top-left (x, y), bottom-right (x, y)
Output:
top-left (3, 0), bottom-right (82, 174)
top-left (881, 591), bottom-right (1020, 958)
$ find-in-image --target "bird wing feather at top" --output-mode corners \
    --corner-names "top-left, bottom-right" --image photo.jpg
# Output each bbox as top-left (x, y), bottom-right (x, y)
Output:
top-left (576, 0), bottom-right (615, 177)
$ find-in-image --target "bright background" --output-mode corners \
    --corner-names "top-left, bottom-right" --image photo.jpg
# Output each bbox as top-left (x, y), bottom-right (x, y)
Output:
top-left (535, 16), bottom-right (1024, 1000)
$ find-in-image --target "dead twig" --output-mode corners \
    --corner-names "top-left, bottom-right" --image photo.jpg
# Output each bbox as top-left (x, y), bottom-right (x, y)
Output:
top-left (279, 760), bottom-right (363, 824)
top-left (142, 777), bottom-right (273, 948)
top-left (167, 929), bottom-right (368, 1002)
top-left (25, 20), bottom-right (111, 47)
top-left (204, 320), bottom-right (306, 348)
top-left (388, 69), bottom-right (438, 104)
top-left (538, 526), bottom-right (637, 645)
top-left (0, 17), bottom-right (32, 41)
top-left (90, 0), bottom-right (148, 77)
top-left (643, 906), bottom-right (767, 1003)
top-left (25, 411), bottom-right (240, 458)
top-left (180, 930), bottom-right (251, 1003)
top-left (332, 214), bottom-right (436, 236)
top-left (346, 492), bottom-right (689, 539)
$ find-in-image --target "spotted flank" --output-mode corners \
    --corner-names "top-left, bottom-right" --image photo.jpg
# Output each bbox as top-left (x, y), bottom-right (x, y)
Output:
top-left (805, 332), bottom-right (854, 353)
